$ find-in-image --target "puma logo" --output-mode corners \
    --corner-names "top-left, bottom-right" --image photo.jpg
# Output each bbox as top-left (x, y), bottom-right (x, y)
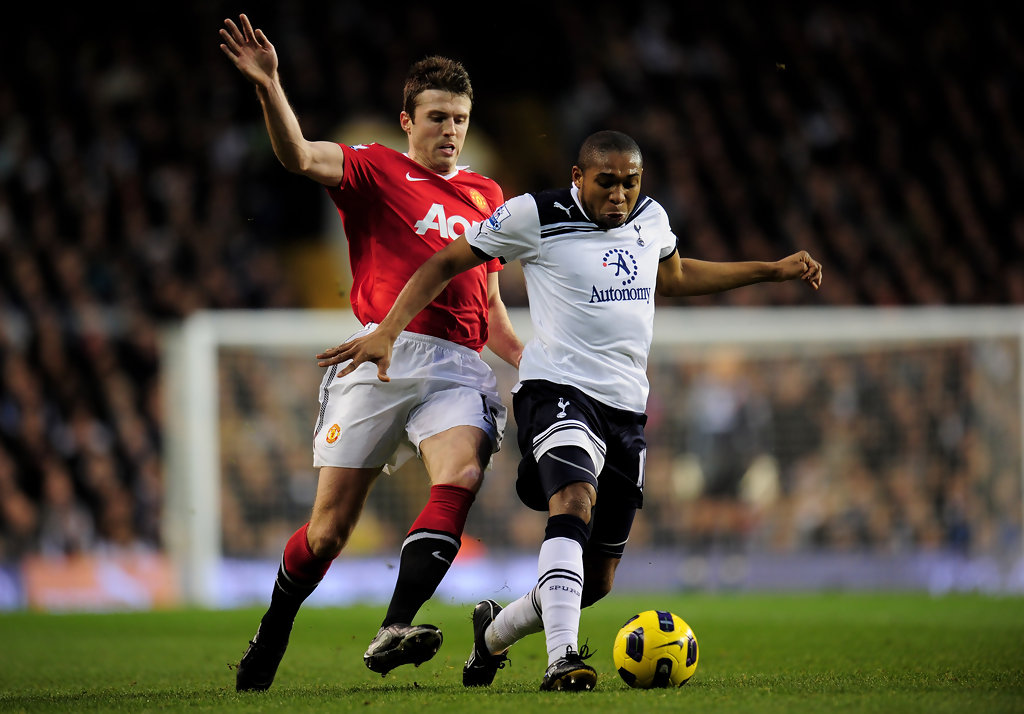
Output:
top-left (554, 201), bottom-right (573, 218)
top-left (431, 550), bottom-right (451, 565)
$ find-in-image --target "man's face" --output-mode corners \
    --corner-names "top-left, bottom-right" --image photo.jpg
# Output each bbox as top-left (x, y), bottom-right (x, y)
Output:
top-left (401, 89), bottom-right (471, 174)
top-left (572, 151), bottom-right (643, 229)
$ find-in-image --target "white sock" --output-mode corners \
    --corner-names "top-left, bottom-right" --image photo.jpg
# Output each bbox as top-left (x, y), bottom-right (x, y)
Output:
top-left (535, 536), bottom-right (584, 665)
top-left (485, 586), bottom-right (544, 654)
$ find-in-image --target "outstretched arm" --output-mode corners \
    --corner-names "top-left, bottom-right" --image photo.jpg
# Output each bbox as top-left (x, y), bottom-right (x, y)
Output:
top-left (656, 251), bottom-right (822, 297)
top-left (316, 236), bottom-right (488, 380)
top-left (219, 14), bottom-right (344, 186)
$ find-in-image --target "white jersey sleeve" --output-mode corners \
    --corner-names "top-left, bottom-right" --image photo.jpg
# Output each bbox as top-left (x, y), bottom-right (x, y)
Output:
top-left (465, 193), bottom-right (541, 264)
top-left (656, 210), bottom-right (678, 260)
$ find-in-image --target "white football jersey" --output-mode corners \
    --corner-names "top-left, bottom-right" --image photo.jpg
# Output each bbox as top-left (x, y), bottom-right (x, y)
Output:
top-left (467, 184), bottom-right (678, 412)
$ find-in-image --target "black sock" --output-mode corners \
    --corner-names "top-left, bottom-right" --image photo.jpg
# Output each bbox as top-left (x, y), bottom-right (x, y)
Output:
top-left (261, 563), bottom-right (320, 637)
top-left (381, 529), bottom-right (460, 627)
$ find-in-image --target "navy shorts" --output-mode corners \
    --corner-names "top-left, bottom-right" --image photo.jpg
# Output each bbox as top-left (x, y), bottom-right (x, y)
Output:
top-left (513, 380), bottom-right (646, 558)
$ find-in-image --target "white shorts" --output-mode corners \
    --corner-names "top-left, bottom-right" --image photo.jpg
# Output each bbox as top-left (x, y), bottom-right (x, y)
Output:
top-left (312, 324), bottom-right (507, 473)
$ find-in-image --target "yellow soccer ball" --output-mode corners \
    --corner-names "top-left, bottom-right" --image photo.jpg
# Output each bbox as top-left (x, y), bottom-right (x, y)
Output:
top-left (612, 610), bottom-right (699, 688)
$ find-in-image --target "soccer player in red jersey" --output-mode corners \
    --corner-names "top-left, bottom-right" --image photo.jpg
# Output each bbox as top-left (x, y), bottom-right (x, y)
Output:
top-left (219, 14), bottom-right (523, 691)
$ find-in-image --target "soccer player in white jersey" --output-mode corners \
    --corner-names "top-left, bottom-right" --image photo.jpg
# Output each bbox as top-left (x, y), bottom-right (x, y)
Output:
top-left (319, 130), bottom-right (823, 690)
top-left (220, 14), bottom-right (523, 692)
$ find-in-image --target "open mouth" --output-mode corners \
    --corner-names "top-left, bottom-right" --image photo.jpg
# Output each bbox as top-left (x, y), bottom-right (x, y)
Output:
top-left (600, 212), bottom-right (627, 228)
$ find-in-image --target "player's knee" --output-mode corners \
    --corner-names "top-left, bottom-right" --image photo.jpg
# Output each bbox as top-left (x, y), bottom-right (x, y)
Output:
top-left (434, 461), bottom-right (485, 492)
top-left (549, 482), bottom-right (596, 523)
top-left (305, 520), bottom-right (351, 560)
top-left (560, 494), bottom-right (593, 522)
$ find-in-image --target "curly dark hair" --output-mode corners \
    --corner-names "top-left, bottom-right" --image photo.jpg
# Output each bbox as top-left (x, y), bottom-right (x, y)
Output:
top-left (402, 56), bottom-right (473, 119)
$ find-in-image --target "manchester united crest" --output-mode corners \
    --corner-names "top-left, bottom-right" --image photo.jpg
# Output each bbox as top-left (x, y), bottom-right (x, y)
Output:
top-left (325, 423), bottom-right (341, 444)
top-left (469, 189), bottom-right (489, 213)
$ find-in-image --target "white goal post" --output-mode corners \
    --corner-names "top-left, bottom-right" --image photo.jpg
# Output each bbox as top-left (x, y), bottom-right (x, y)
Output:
top-left (162, 307), bottom-right (1024, 606)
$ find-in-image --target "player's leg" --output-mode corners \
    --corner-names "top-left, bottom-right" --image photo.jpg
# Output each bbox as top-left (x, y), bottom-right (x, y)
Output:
top-left (236, 466), bottom-right (379, 691)
top-left (364, 350), bottom-right (505, 675)
top-left (381, 424), bottom-right (491, 623)
top-left (581, 479), bottom-right (640, 607)
top-left (464, 454), bottom-right (600, 690)
top-left (463, 449), bottom-right (548, 686)
top-left (471, 488), bottom-right (634, 689)
top-left (527, 385), bottom-right (603, 689)
top-left (465, 382), bottom-right (607, 689)
top-left (537, 478), bottom-right (599, 691)
top-left (238, 338), bottom-right (412, 690)
top-left (581, 542), bottom-right (624, 607)
top-left (466, 452), bottom-right (548, 683)
top-left (363, 424), bottom-right (492, 674)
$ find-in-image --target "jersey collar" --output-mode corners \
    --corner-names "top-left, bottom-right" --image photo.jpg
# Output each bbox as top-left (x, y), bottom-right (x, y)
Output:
top-left (402, 153), bottom-right (464, 180)
top-left (569, 184), bottom-right (590, 221)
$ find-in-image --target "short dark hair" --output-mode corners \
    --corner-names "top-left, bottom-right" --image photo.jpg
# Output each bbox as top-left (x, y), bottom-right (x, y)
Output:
top-left (403, 56), bottom-right (473, 119)
top-left (576, 130), bottom-right (643, 171)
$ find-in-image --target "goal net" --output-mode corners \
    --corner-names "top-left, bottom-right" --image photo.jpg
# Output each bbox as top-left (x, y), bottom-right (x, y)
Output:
top-left (162, 307), bottom-right (1024, 606)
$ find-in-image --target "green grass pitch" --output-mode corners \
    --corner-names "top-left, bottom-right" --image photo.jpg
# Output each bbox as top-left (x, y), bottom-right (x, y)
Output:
top-left (1, 593), bottom-right (1022, 713)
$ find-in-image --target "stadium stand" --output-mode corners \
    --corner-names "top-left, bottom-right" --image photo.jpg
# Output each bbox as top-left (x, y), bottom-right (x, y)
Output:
top-left (0, 2), bottom-right (1021, 572)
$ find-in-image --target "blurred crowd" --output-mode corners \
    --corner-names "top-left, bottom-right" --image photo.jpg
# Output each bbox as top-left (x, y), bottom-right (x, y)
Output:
top-left (640, 341), bottom-right (1021, 559)
top-left (211, 332), bottom-right (1022, 563)
top-left (1, 2), bottom-right (1022, 561)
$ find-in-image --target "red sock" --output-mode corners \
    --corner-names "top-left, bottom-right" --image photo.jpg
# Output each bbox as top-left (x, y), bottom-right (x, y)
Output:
top-left (408, 484), bottom-right (475, 538)
top-left (282, 523), bottom-right (332, 584)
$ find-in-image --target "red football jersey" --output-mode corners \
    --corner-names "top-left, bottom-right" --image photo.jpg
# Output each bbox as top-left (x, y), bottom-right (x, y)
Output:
top-left (326, 143), bottom-right (503, 352)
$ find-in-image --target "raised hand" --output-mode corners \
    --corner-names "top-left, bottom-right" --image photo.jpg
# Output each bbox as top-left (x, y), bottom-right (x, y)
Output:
top-left (219, 14), bottom-right (278, 87)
